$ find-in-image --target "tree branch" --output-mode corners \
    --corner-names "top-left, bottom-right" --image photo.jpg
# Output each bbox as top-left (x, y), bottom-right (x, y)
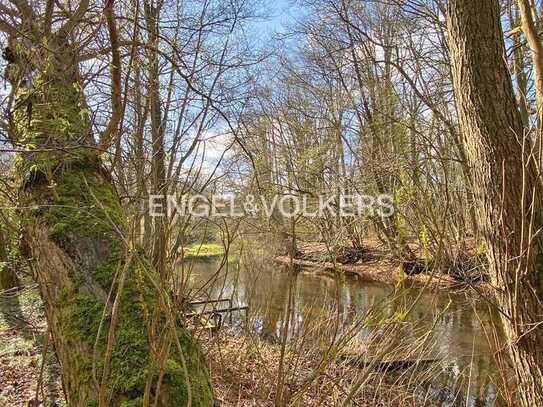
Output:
top-left (97, 0), bottom-right (122, 155)
top-left (0, 17), bottom-right (17, 36)
top-left (0, 4), bottom-right (18, 19)
top-left (9, 0), bottom-right (34, 21)
top-left (57, 0), bottom-right (89, 37)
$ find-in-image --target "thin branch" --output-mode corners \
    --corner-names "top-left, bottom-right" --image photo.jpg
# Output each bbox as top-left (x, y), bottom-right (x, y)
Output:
top-left (0, 4), bottom-right (19, 18)
top-left (9, 0), bottom-right (34, 21)
top-left (0, 17), bottom-right (17, 36)
top-left (57, 0), bottom-right (89, 37)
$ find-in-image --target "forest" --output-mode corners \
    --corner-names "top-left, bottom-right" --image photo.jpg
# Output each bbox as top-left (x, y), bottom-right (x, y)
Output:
top-left (0, 0), bottom-right (542, 406)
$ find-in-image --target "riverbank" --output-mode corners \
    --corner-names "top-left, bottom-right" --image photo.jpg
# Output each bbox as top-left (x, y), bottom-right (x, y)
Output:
top-left (202, 329), bottom-right (420, 406)
top-left (183, 243), bottom-right (225, 259)
top-left (274, 242), bottom-right (493, 294)
top-left (1, 287), bottom-right (419, 406)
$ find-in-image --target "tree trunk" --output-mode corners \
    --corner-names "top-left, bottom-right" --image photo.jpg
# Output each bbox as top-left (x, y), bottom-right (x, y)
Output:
top-left (0, 264), bottom-right (18, 291)
top-left (517, 0), bottom-right (543, 129)
top-left (508, 0), bottom-right (531, 128)
top-left (447, 1), bottom-right (543, 405)
top-left (144, 2), bottom-right (168, 278)
top-left (8, 33), bottom-right (213, 406)
top-left (0, 227), bottom-right (19, 290)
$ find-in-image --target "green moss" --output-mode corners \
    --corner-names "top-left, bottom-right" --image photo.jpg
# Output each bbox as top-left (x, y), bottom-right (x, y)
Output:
top-left (163, 335), bottom-right (214, 406)
top-left (94, 250), bottom-right (123, 289)
top-left (13, 77), bottom-right (93, 184)
top-left (57, 263), bottom-right (214, 406)
top-left (184, 243), bottom-right (225, 258)
top-left (47, 168), bottom-right (125, 243)
top-left (13, 70), bottom-right (214, 406)
top-left (60, 293), bottom-right (104, 340)
top-left (120, 398), bottom-right (143, 407)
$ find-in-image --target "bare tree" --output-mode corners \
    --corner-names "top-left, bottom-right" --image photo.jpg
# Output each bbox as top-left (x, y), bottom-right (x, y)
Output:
top-left (448, 0), bottom-right (543, 404)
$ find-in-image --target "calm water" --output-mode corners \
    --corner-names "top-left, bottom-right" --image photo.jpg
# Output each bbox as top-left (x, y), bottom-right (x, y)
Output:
top-left (183, 255), bottom-right (507, 406)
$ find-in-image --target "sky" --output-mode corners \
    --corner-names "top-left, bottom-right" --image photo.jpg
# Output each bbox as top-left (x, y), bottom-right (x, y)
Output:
top-left (197, 0), bottom-right (303, 171)
top-left (252, 0), bottom-right (300, 43)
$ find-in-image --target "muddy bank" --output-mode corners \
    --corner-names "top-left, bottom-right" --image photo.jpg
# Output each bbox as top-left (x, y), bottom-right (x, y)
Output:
top-left (274, 246), bottom-right (493, 294)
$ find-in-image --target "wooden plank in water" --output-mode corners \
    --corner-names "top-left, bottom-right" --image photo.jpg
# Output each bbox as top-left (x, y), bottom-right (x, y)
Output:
top-left (338, 354), bottom-right (439, 372)
top-left (185, 305), bottom-right (248, 317)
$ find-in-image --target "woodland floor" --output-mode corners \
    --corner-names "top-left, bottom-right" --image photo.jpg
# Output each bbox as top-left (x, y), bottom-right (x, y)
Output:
top-left (0, 286), bottom-right (63, 406)
top-left (0, 286), bottom-right (423, 406)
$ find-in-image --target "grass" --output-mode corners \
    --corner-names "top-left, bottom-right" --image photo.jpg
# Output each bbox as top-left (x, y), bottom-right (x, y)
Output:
top-left (183, 243), bottom-right (225, 258)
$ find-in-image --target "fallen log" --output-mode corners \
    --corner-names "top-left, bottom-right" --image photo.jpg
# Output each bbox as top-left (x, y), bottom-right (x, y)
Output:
top-left (273, 256), bottom-right (493, 294)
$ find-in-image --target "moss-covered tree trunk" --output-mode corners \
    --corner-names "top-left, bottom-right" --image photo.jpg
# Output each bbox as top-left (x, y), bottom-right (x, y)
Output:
top-left (7, 30), bottom-right (213, 407)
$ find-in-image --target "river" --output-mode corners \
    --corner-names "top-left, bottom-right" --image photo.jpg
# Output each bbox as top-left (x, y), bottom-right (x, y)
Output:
top-left (184, 254), bottom-right (506, 406)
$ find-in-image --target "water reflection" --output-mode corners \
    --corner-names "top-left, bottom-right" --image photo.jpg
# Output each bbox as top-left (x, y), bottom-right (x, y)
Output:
top-left (186, 256), bottom-right (506, 406)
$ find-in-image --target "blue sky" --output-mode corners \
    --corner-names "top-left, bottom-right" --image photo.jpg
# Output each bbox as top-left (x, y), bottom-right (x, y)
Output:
top-left (253, 0), bottom-right (300, 42)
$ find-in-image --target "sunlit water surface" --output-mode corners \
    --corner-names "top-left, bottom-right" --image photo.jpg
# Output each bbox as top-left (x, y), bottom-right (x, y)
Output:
top-left (184, 255), bottom-right (507, 406)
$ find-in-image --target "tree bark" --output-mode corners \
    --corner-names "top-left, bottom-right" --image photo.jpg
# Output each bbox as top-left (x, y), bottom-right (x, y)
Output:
top-left (447, 1), bottom-right (543, 405)
top-left (508, 0), bottom-right (531, 128)
top-left (0, 227), bottom-right (19, 290)
top-left (7, 31), bottom-right (213, 407)
top-left (144, 1), bottom-right (168, 277)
